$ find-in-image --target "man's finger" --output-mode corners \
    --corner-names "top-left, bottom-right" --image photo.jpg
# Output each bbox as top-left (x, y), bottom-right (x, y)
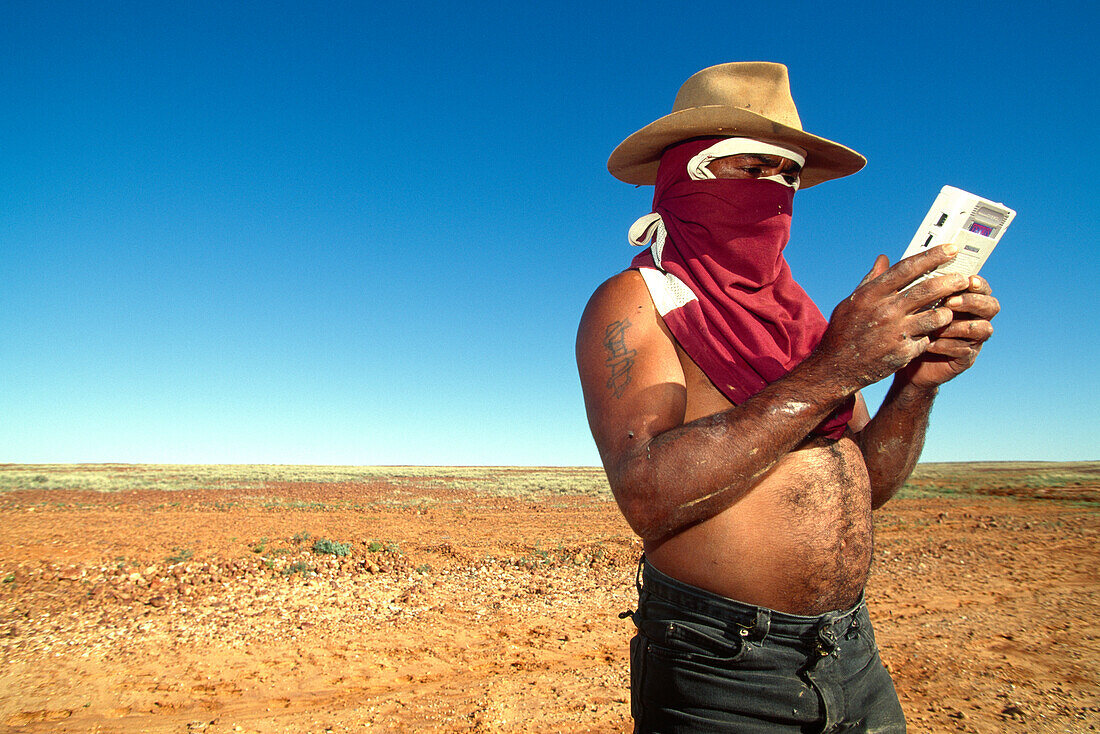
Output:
top-left (966, 276), bottom-right (993, 295)
top-left (925, 338), bottom-right (982, 361)
top-left (935, 319), bottom-right (994, 342)
top-left (943, 293), bottom-right (1000, 319)
top-left (910, 306), bottom-right (954, 336)
top-left (901, 272), bottom-right (970, 311)
top-left (869, 244), bottom-right (959, 293)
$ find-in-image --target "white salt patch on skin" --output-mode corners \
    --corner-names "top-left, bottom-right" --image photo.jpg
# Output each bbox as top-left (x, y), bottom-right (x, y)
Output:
top-left (682, 490), bottom-right (723, 509)
top-left (773, 401), bottom-right (811, 416)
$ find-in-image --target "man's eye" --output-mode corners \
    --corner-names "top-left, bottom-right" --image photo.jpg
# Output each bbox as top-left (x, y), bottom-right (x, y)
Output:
top-left (743, 167), bottom-right (762, 176)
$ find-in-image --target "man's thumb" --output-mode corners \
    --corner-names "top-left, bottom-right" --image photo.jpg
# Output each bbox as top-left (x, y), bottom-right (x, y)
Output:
top-left (859, 254), bottom-right (891, 286)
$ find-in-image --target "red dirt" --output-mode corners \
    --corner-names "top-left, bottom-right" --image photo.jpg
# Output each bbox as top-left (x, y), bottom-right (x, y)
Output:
top-left (0, 477), bottom-right (1097, 733)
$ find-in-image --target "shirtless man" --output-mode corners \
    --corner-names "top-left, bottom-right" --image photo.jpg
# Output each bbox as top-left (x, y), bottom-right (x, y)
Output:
top-left (576, 63), bottom-right (1000, 732)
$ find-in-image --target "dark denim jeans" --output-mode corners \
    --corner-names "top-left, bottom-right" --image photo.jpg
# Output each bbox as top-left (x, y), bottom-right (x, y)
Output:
top-left (630, 559), bottom-right (906, 733)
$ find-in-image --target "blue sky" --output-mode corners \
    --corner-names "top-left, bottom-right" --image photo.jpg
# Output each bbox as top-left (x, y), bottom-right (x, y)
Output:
top-left (2, 1), bottom-right (1097, 465)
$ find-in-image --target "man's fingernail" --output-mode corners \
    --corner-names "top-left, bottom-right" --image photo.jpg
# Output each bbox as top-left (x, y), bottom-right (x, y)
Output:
top-left (943, 244), bottom-right (958, 255)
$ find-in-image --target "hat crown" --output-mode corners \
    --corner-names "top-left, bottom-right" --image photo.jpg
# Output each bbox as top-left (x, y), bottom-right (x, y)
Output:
top-left (607, 60), bottom-right (865, 187)
top-left (672, 62), bottom-right (803, 132)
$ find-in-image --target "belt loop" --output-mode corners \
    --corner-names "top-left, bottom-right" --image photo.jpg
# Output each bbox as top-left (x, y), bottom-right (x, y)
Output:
top-left (849, 600), bottom-right (865, 630)
top-left (752, 607), bottom-right (771, 640)
top-left (816, 616), bottom-right (841, 656)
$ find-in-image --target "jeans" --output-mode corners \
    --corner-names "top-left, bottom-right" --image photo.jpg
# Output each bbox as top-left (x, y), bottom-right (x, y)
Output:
top-left (630, 559), bottom-right (905, 733)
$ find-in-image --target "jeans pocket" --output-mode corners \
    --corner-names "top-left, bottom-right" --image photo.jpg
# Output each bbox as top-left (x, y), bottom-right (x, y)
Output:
top-left (650, 619), bottom-right (748, 664)
top-left (848, 615), bottom-right (880, 658)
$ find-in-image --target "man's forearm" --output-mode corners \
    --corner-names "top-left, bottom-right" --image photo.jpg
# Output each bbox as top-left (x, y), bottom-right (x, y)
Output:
top-left (611, 352), bottom-right (852, 541)
top-left (857, 375), bottom-right (938, 509)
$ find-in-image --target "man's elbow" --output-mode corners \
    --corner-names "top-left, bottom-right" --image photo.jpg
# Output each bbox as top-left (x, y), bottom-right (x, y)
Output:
top-left (610, 475), bottom-right (673, 543)
top-left (621, 504), bottom-right (667, 542)
top-left (870, 484), bottom-right (902, 511)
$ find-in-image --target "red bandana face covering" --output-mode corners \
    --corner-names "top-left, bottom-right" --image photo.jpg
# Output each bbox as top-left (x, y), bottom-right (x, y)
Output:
top-left (629, 138), bottom-right (854, 438)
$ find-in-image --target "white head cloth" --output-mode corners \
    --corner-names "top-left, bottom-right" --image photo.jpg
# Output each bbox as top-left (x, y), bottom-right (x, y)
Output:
top-left (686, 138), bottom-right (807, 189)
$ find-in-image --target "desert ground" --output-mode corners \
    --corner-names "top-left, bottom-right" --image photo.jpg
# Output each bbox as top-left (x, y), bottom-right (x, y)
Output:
top-left (0, 462), bottom-right (1097, 733)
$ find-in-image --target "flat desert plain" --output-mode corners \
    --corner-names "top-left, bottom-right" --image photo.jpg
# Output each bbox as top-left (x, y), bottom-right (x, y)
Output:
top-left (0, 463), bottom-right (1097, 733)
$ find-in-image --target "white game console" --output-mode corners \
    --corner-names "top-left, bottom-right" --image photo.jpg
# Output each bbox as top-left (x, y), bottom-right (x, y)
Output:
top-left (901, 185), bottom-right (1015, 289)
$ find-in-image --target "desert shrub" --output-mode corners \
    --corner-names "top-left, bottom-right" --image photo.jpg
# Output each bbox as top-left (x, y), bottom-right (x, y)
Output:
top-left (166, 548), bottom-right (193, 564)
top-left (311, 538), bottom-right (351, 557)
top-left (365, 540), bottom-right (401, 553)
top-left (281, 561), bottom-right (313, 576)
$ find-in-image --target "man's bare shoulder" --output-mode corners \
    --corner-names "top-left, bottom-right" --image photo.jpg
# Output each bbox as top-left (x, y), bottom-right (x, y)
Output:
top-left (576, 269), bottom-right (687, 473)
top-left (579, 269), bottom-right (651, 323)
top-left (576, 269), bottom-right (672, 377)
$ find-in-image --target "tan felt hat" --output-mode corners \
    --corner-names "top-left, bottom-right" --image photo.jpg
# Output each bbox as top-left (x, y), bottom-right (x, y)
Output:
top-left (608, 62), bottom-right (866, 188)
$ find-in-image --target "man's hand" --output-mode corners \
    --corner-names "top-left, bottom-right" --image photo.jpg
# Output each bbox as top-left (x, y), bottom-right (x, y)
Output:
top-left (812, 245), bottom-right (984, 392)
top-left (830, 245), bottom-right (1000, 509)
top-left (897, 273), bottom-right (999, 389)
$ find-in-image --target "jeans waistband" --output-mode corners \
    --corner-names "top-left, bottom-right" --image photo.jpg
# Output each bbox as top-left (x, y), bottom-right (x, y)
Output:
top-left (639, 557), bottom-right (866, 647)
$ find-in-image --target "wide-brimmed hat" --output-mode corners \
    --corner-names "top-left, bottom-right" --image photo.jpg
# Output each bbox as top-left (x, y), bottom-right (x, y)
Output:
top-left (608, 62), bottom-right (866, 188)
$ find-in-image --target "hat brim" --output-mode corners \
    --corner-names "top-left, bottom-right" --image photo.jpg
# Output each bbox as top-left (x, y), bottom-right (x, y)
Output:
top-left (608, 106), bottom-right (866, 188)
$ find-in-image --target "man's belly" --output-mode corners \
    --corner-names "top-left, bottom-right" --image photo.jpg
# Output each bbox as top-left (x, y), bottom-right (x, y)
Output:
top-left (644, 433), bottom-right (874, 616)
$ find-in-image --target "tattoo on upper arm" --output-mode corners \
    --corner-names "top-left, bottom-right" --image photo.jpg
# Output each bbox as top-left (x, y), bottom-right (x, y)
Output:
top-left (603, 319), bottom-right (636, 398)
